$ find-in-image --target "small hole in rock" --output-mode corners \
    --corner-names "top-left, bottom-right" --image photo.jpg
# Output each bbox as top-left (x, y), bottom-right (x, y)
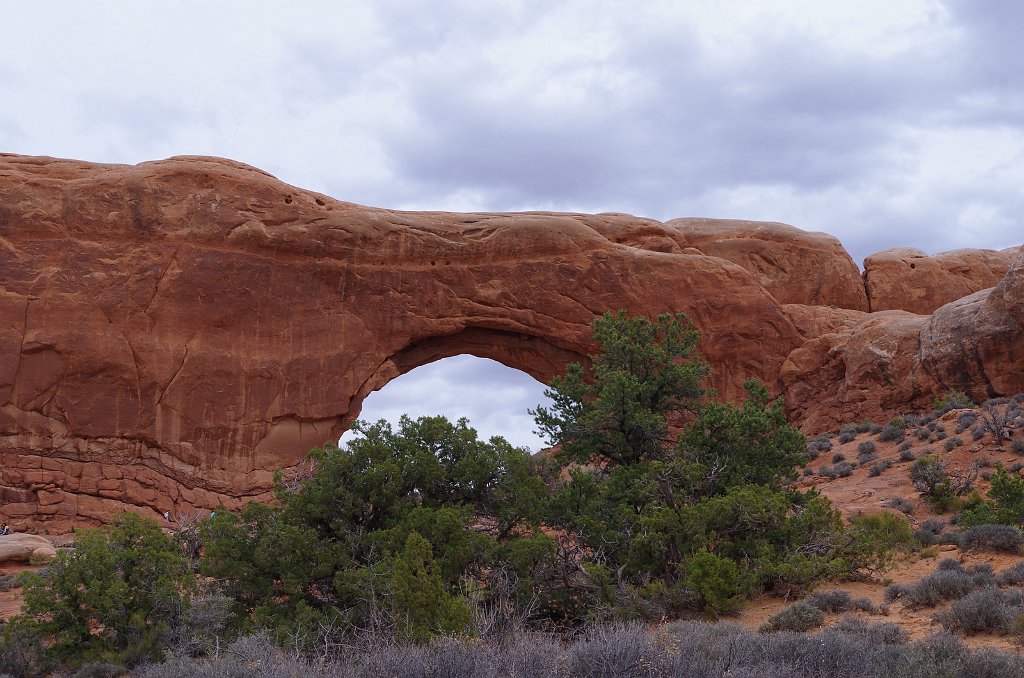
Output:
top-left (910, 263), bottom-right (916, 269)
top-left (284, 196), bottom-right (293, 204)
top-left (315, 198), bottom-right (325, 206)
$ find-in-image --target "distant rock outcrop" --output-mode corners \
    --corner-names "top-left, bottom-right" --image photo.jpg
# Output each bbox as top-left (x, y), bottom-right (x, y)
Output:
top-left (0, 153), bottom-right (1020, 527)
top-left (864, 247), bottom-right (1017, 315)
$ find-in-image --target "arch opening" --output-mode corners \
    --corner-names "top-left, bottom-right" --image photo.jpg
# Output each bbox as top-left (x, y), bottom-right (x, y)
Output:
top-left (341, 355), bottom-right (554, 451)
top-left (342, 327), bottom-right (588, 451)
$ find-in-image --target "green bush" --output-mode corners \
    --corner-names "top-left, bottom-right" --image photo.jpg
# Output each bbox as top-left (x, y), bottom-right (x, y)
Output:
top-left (4, 513), bottom-right (192, 671)
top-left (933, 389), bottom-right (975, 412)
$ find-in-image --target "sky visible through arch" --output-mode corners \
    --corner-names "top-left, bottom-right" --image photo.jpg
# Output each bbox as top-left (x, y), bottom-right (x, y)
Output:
top-left (340, 355), bottom-right (553, 451)
top-left (2, 1), bottom-right (1022, 446)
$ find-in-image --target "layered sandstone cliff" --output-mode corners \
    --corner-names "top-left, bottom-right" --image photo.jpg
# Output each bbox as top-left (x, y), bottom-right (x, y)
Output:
top-left (0, 153), bottom-right (1020, 528)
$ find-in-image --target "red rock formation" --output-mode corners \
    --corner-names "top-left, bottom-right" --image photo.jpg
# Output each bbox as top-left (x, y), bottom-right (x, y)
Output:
top-left (0, 153), bottom-right (1020, 528)
top-left (667, 218), bottom-right (869, 311)
top-left (0, 154), bottom-right (803, 527)
top-left (863, 247), bottom-right (1018, 315)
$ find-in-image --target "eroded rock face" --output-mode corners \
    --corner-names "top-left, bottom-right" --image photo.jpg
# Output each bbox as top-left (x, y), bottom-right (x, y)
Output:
top-left (0, 153), bottom-right (1020, 528)
top-left (864, 247), bottom-right (1018, 315)
top-left (0, 154), bottom-right (805, 527)
top-left (667, 218), bottom-right (869, 311)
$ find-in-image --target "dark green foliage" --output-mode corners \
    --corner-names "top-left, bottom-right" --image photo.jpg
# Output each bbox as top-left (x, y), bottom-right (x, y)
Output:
top-left (200, 415), bottom-right (550, 644)
top-left (535, 312), bottom-right (861, 615)
top-left (389, 532), bottom-right (471, 643)
top-left (958, 466), bottom-right (1024, 528)
top-left (531, 311), bottom-right (709, 466)
top-left (4, 513), bottom-right (191, 672)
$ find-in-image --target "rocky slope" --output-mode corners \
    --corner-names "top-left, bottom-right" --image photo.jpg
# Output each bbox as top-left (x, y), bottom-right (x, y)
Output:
top-left (0, 153), bottom-right (1020, 527)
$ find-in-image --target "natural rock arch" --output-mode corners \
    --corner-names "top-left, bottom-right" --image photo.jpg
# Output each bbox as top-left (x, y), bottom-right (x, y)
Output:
top-left (0, 153), bottom-right (1020, 528)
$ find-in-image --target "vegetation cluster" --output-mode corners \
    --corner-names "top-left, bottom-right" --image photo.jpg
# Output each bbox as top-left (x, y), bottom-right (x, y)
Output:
top-left (1, 314), bottom-right (1023, 676)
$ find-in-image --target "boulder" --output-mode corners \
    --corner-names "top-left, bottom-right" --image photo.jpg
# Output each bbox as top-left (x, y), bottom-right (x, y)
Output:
top-left (0, 533), bottom-right (57, 564)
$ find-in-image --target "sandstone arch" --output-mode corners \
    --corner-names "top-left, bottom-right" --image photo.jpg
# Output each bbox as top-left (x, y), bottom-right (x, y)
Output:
top-left (0, 153), bottom-right (1020, 528)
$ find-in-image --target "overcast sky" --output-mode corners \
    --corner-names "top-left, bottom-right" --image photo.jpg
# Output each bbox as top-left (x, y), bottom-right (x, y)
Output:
top-left (3, 1), bottom-right (1021, 449)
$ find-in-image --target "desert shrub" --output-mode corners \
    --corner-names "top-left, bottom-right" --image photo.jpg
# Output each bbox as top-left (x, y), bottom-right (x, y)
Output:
top-left (809, 435), bottom-right (833, 453)
top-left (913, 529), bottom-right (937, 545)
top-left (857, 440), bottom-right (877, 458)
top-left (566, 622), bottom-right (666, 678)
top-left (847, 512), bottom-right (915, 573)
top-left (0, 574), bottom-right (21, 593)
top-left (806, 589), bottom-right (873, 614)
top-left (972, 426), bottom-right (987, 441)
top-left (959, 524), bottom-right (1024, 553)
top-left (943, 439), bottom-right (957, 452)
top-left (838, 429), bottom-right (857, 444)
top-left (883, 496), bottom-right (914, 515)
top-left (984, 397), bottom-right (1010, 408)
top-left (933, 389), bottom-right (975, 412)
top-left (1012, 439), bottom-right (1024, 456)
top-left (832, 452), bottom-right (846, 463)
top-left (899, 440), bottom-right (913, 452)
top-left (831, 461), bottom-right (855, 477)
top-left (832, 615), bottom-right (907, 645)
top-left (958, 411), bottom-right (978, 429)
top-left (884, 563), bottom-right (994, 609)
top-left (869, 460), bottom-right (892, 477)
top-left (921, 518), bottom-right (946, 535)
top-left (760, 601), bottom-right (824, 633)
top-left (820, 462), bottom-right (855, 479)
top-left (937, 587), bottom-right (1024, 635)
top-left (915, 427), bottom-right (931, 441)
top-left (899, 448), bottom-right (916, 462)
top-left (879, 425), bottom-right (905, 443)
top-left (998, 561), bottom-right (1024, 585)
top-left (909, 456), bottom-right (964, 509)
top-left (802, 467), bottom-right (813, 476)
top-left (1010, 461), bottom-right (1024, 473)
